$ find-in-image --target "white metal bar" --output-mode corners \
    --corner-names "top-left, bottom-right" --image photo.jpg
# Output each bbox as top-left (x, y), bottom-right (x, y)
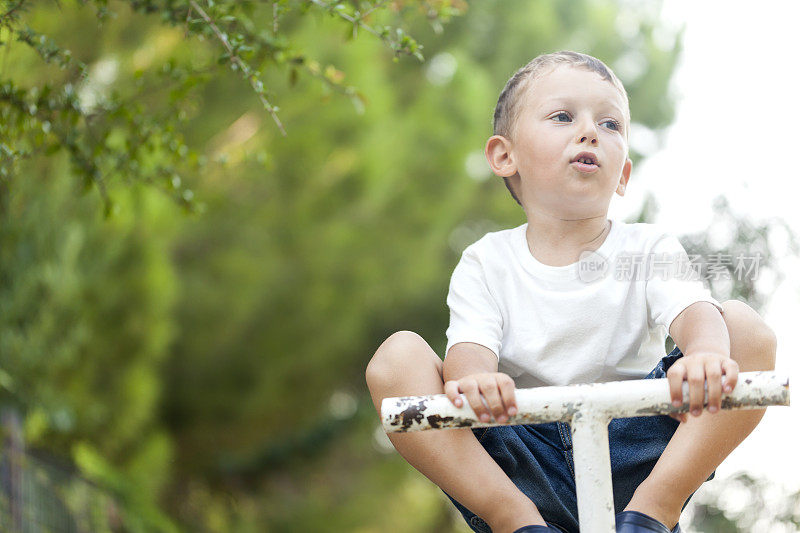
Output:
top-left (380, 371), bottom-right (790, 532)
top-left (382, 371), bottom-right (789, 432)
top-left (570, 410), bottom-right (616, 533)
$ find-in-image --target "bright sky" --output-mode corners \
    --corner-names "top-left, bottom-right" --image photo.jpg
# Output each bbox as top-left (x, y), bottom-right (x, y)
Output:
top-left (609, 0), bottom-right (800, 496)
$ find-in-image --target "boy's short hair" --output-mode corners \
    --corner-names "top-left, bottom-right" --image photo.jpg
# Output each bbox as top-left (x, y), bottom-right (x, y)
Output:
top-left (492, 50), bottom-right (631, 206)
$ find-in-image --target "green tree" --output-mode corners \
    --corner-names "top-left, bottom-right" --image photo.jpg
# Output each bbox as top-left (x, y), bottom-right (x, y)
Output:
top-left (2, 0), bottom-right (464, 529)
top-left (0, 170), bottom-right (179, 530)
top-left (1, 0), bottom-right (459, 211)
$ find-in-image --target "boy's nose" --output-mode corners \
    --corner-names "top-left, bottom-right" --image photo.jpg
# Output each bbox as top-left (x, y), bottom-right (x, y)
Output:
top-left (577, 120), bottom-right (598, 144)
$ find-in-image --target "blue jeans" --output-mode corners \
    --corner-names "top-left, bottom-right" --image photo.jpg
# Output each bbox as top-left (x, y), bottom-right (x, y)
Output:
top-left (443, 346), bottom-right (715, 533)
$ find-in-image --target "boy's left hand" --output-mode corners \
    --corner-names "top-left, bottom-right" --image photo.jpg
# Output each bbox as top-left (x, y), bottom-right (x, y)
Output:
top-left (665, 352), bottom-right (739, 423)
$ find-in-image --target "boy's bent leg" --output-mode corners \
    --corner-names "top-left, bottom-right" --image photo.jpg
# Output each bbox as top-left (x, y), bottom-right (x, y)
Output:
top-left (365, 331), bottom-right (549, 533)
top-left (624, 300), bottom-right (777, 529)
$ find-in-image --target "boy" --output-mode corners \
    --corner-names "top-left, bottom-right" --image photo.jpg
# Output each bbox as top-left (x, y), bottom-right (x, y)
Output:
top-left (365, 51), bottom-right (777, 533)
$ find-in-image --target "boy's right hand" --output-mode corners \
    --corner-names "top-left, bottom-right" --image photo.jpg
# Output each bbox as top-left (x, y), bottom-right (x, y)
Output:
top-left (444, 373), bottom-right (517, 424)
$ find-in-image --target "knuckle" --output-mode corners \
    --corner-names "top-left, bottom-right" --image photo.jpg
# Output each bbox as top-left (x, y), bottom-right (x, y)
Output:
top-left (688, 375), bottom-right (704, 385)
top-left (496, 373), bottom-right (510, 384)
top-left (667, 368), bottom-right (683, 379)
top-left (501, 382), bottom-right (516, 395)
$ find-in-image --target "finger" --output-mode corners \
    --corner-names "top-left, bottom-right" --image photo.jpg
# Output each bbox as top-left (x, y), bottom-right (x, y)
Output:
top-left (722, 359), bottom-right (739, 393)
top-left (461, 380), bottom-right (490, 423)
top-left (669, 412), bottom-right (688, 423)
top-left (667, 362), bottom-right (686, 407)
top-left (705, 363), bottom-right (722, 413)
top-left (687, 365), bottom-right (706, 417)
top-left (444, 380), bottom-right (463, 407)
top-left (496, 375), bottom-right (518, 418)
top-left (479, 377), bottom-right (507, 423)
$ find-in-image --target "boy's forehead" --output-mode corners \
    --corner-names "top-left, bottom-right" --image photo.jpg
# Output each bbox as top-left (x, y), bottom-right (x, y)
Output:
top-left (522, 66), bottom-right (626, 115)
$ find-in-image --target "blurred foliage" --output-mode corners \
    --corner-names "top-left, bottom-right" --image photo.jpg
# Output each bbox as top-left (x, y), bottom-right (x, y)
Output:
top-left (688, 472), bottom-right (800, 532)
top-left (680, 196), bottom-right (800, 313)
top-left (1, 0), bottom-right (796, 531)
top-left (0, 164), bottom-right (179, 529)
top-left (1, 0), bottom-right (460, 211)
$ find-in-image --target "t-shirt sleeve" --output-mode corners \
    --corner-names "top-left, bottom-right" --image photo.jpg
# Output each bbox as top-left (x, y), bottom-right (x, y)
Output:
top-left (645, 232), bottom-right (723, 335)
top-left (444, 246), bottom-right (503, 361)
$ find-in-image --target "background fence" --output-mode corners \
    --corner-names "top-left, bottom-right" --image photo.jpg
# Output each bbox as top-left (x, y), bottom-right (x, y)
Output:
top-left (1, 410), bottom-right (121, 533)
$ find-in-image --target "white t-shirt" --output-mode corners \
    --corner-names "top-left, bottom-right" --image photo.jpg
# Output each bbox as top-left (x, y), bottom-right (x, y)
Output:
top-left (445, 218), bottom-right (722, 388)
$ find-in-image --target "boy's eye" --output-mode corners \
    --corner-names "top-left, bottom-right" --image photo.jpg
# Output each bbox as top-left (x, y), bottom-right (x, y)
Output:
top-left (551, 113), bottom-right (621, 132)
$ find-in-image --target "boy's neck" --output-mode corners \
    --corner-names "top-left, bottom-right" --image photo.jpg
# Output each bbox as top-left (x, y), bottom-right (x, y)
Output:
top-left (523, 212), bottom-right (611, 267)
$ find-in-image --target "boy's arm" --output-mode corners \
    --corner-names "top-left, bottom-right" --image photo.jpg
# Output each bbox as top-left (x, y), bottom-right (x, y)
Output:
top-left (669, 301), bottom-right (730, 360)
top-left (443, 342), bottom-right (516, 424)
top-left (442, 342), bottom-right (499, 382)
top-left (666, 302), bottom-right (737, 421)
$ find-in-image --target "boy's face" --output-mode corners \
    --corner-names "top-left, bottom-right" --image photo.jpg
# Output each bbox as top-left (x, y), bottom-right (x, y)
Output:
top-left (487, 65), bottom-right (632, 219)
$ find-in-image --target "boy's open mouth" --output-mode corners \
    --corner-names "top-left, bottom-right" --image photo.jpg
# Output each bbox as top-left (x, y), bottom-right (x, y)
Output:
top-left (570, 151), bottom-right (600, 172)
top-left (570, 151), bottom-right (599, 165)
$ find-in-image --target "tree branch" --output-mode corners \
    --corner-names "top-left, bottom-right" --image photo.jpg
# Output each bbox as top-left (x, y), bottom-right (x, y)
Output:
top-left (188, 0), bottom-right (286, 136)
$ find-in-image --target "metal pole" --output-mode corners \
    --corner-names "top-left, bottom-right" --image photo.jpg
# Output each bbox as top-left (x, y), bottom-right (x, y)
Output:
top-left (570, 411), bottom-right (615, 533)
top-left (381, 371), bottom-right (790, 532)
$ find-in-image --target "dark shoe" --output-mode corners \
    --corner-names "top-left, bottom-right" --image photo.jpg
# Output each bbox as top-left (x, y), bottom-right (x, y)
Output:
top-left (615, 510), bottom-right (681, 533)
top-left (512, 524), bottom-right (562, 533)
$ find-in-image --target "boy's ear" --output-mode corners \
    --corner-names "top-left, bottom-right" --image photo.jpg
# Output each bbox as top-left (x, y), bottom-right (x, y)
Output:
top-left (616, 158), bottom-right (632, 196)
top-left (485, 135), bottom-right (518, 178)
